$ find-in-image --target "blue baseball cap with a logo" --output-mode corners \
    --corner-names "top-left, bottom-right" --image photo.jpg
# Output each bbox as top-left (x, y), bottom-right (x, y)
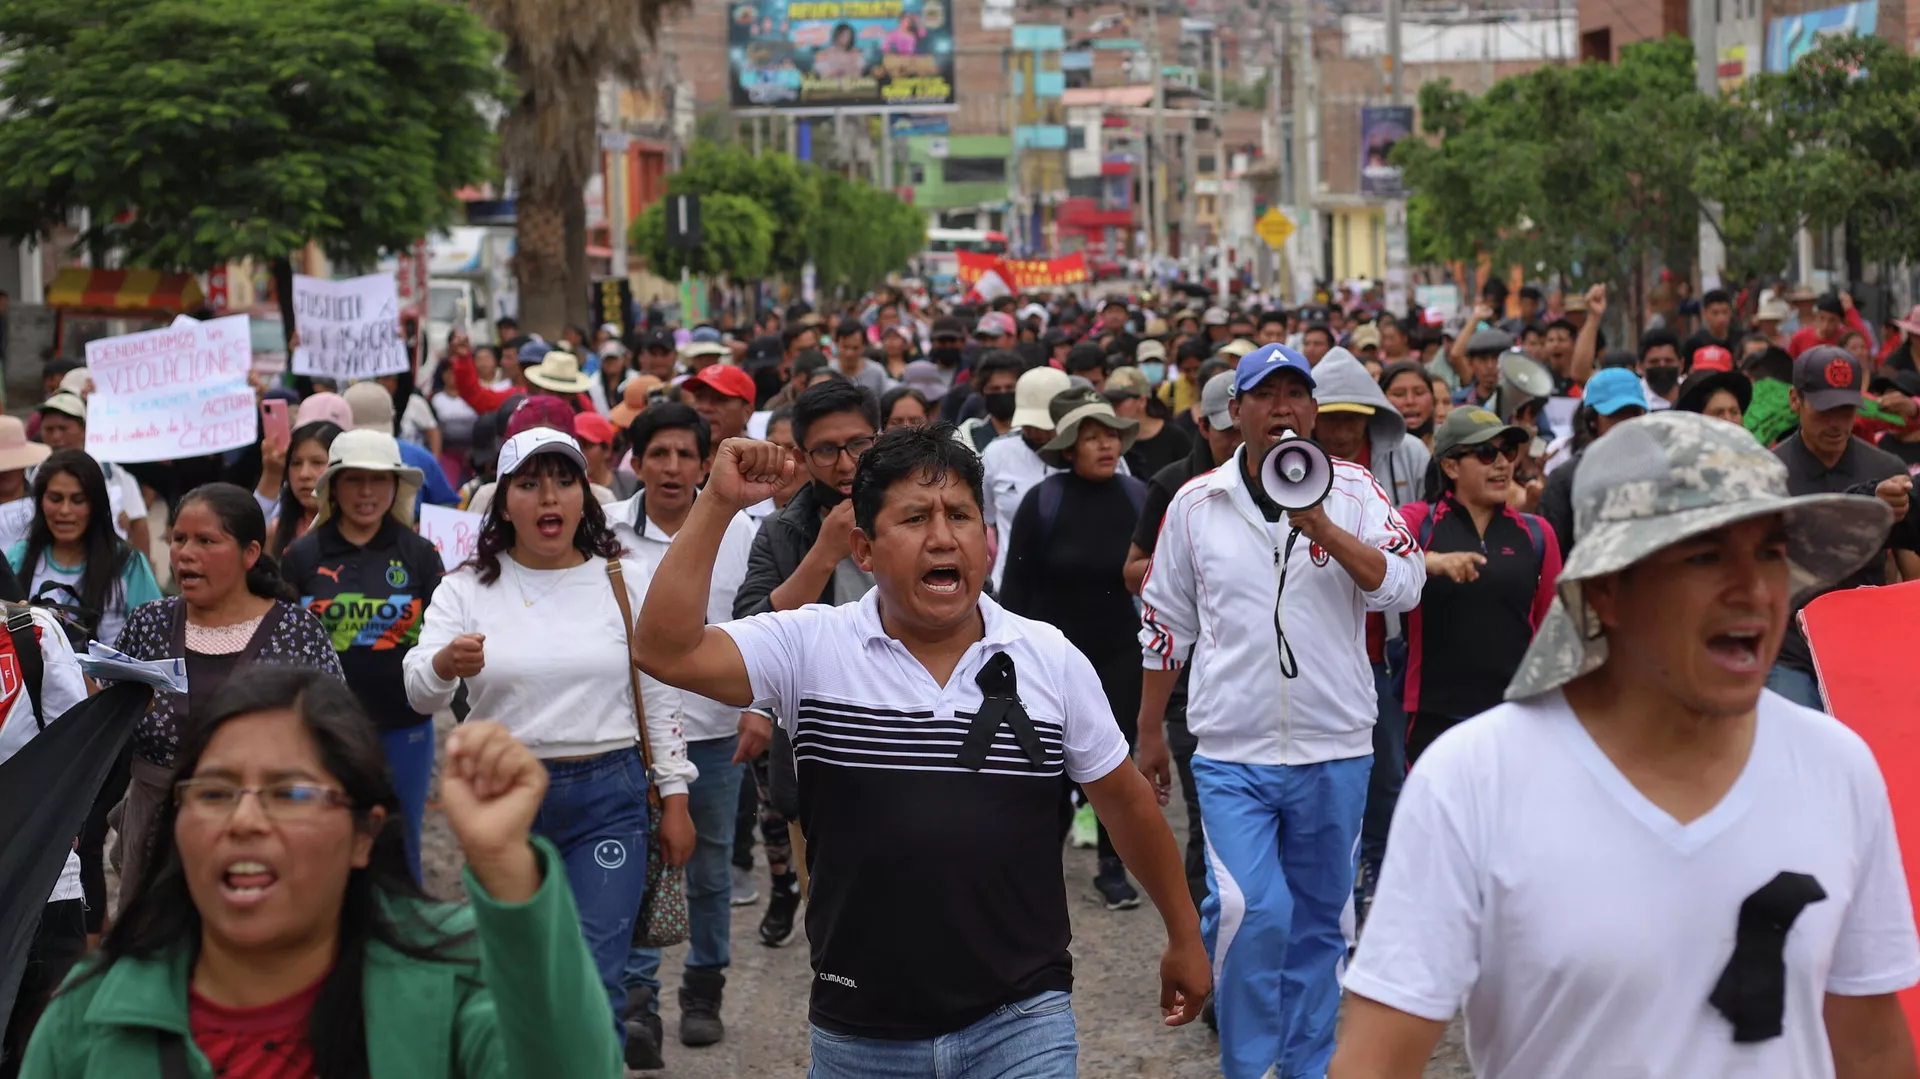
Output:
top-left (1232, 343), bottom-right (1316, 396)
top-left (1583, 367), bottom-right (1649, 416)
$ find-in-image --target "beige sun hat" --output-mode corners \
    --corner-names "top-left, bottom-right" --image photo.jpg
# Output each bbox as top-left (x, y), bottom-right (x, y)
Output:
top-left (311, 429), bottom-right (425, 528)
top-left (1505, 411), bottom-right (1891, 700)
top-left (524, 345), bottom-right (595, 394)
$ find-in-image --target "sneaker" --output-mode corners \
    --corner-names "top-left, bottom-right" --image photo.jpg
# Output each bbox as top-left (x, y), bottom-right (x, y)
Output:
top-left (1070, 804), bottom-right (1098, 849)
top-left (1093, 857), bottom-right (1140, 910)
top-left (731, 863), bottom-right (759, 907)
top-left (1353, 857), bottom-right (1380, 932)
top-left (759, 878), bottom-right (801, 947)
top-left (620, 987), bottom-right (664, 1070)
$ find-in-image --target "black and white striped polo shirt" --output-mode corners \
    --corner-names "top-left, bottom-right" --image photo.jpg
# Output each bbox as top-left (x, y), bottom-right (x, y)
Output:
top-left (722, 590), bottom-right (1129, 1040)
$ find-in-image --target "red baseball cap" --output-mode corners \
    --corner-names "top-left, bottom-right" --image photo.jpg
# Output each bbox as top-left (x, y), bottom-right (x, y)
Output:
top-left (573, 411), bottom-right (615, 445)
top-left (687, 363), bottom-right (756, 404)
top-left (1691, 345), bottom-right (1734, 373)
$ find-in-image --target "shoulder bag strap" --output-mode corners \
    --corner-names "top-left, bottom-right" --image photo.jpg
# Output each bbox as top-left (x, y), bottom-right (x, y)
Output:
top-left (606, 558), bottom-right (661, 807)
top-left (5, 603), bottom-right (43, 729)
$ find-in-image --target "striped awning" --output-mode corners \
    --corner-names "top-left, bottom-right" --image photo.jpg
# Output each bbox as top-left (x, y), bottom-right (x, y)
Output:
top-left (45, 267), bottom-right (205, 314)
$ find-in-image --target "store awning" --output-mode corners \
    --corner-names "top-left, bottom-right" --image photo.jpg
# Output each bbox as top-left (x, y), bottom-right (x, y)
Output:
top-left (45, 268), bottom-right (205, 314)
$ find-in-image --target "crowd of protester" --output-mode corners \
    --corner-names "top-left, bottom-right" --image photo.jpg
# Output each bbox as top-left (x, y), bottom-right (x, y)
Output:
top-left (2, 275), bottom-right (1917, 1079)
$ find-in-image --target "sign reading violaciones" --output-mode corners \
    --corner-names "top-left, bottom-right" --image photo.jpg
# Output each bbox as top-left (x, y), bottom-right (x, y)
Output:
top-left (729, 0), bottom-right (955, 110)
top-left (85, 315), bottom-right (257, 463)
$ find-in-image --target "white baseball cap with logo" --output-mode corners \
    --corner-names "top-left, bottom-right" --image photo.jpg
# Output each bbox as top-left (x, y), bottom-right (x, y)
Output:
top-left (496, 427), bottom-right (587, 478)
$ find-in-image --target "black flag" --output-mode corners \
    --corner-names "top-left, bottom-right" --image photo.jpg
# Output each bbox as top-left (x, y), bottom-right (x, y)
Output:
top-left (0, 683), bottom-right (152, 1049)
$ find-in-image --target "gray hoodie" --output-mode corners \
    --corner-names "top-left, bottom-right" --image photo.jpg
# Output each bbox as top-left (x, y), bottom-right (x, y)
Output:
top-left (1311, 348), bottom-right (1430, 508)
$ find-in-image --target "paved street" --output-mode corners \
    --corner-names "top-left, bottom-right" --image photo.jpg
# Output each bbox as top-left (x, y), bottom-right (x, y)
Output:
top-left (420, 719), bottom-right (1471, 1079)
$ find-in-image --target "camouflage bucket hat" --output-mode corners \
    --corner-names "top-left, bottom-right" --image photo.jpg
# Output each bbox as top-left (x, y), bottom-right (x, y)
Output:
top-left (1506, 411), bottom-right (1891, 700)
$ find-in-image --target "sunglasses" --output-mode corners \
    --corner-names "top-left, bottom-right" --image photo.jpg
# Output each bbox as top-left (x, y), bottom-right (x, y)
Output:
top-left (1450, 440), bottom-right (1524, 465)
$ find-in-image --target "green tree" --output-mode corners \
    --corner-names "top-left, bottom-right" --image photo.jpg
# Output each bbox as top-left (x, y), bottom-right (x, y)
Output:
top-left (471, 0), bottom-right (688, 336)
top-left (809, 172), bottom-right (925, 298)
top-left (0, 0), bottom-right (504, 337)
top-left (1394, 38), bottom-right (1711, 319)
top-left (667, 141), bottom-right (820, 278)
top-left (630, 192), bottom-right (775, 281)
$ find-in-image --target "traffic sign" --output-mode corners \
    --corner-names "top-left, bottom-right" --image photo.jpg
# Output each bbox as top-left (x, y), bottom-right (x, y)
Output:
top-left (1256, 208), bottom-right (1294, 250)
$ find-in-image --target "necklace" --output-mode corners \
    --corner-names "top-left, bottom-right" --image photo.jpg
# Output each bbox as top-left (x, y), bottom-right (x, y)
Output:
top-left (512, 559), bottom-right (580, 608)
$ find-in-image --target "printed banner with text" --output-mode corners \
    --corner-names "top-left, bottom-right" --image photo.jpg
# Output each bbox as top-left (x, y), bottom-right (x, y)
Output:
top-left (956, 251), bottom-right (1089, 290)
top-left (85, 315), bottom-right (257, 463)
top-left (729, 0), bottom-right (956, 110)
top-left (418, 504), bottom-right (485, 571)
top-left (291, 273), bottom-right (410, 381)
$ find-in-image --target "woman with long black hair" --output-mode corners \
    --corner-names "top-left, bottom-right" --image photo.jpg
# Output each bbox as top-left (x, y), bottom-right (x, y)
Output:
top-left (20, 666), bottom-right (622, 1078)
top-left (110, 483), bottom-right (344, 906)
top-left (258, 420), bottom-right (344, 558)
top-left (405, 427), bottom-right (694, 1065)
top-left (8, 449), bottom-right (163, 647)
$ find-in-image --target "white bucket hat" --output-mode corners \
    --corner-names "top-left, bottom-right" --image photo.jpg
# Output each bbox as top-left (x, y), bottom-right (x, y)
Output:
top-left (312, 429), bottom-right (425, 528)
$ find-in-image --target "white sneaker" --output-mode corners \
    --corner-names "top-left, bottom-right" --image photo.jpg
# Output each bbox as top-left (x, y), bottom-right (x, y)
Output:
top-left (731, 863), bottom-right (759, 906)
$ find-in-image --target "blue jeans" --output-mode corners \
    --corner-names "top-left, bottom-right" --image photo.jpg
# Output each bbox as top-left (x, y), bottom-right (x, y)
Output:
top-left (533, 747), bottom-right (651, 1039)
top-left (1766, 663), bottom-right (1827, 712)
top-left (807, 990), bottom-right (1078, 1078)
top-left (380, 720), bottom-right (435, 884)
top-left (623, 735), bottom-right (743, 1006)
top-left (1194, 754), bottom-right (1371, 1079)
top-left (1360, 654), bottom-right (1407, 873)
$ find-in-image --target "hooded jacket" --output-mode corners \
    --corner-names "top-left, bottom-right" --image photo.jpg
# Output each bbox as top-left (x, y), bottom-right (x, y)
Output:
top-left (1310, 349), bottom-right (1431, 508)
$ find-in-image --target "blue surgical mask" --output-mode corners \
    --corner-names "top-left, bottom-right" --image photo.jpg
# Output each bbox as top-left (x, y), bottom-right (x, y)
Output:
top-left (1139, 361), bottom-right (1166, 386)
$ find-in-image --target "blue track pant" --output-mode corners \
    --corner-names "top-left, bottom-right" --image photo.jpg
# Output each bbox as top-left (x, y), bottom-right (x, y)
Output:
top-left (1193, 754), bottom-right (1371, 1079)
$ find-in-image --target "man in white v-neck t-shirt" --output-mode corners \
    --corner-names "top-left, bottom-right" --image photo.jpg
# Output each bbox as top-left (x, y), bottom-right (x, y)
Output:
top-left (1335, 412), bottom-right (1920, 1079)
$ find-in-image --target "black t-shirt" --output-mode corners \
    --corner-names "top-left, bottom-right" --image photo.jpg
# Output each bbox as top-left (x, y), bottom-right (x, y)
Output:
top-left (1875, 433), bottom-right (1920, 474)
top-left (999, 472), bottom-right (1144, 664)
top-left (1402, 497), bottom-right (1550, 718)
top-left (1125, 421), bottom-right (1192, 481)
top-left (1774, 434), bottom-right (1920, 673)
top-left (281, 518), bottom-right (445, 730)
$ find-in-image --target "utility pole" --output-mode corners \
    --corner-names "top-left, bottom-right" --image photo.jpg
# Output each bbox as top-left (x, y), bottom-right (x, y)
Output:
top-left (1288, 0), bottom-right (1317, 304)
top-left (1148, 0), bottom-right (1167, 268)
top-left (1383, 0), bottom-right (1409, 317)
top-left (1690, 0), bottom-right (1726, 292)
top-left (1212, 24), bottom-right (1229, 305)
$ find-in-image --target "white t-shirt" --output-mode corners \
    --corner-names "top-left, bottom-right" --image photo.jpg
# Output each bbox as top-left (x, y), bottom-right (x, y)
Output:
top-left (1346, 690), bottom-right (1920, 1079)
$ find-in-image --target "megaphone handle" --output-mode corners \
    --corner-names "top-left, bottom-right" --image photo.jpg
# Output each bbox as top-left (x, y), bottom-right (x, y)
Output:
top-left (1272, 529), bottom-right (1303, 681)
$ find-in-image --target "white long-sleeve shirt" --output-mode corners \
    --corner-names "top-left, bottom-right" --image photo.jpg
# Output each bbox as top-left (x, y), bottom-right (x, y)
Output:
top-left (1140, 447), bottom-right (1425, 766)
top-left (404, 554), bottom-right (695, 795)
top-left (606, 492), bottom-right (758, 743)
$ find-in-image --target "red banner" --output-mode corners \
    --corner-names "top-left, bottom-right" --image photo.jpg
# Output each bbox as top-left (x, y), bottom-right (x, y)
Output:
top-left (956, 251), bottom-right (1090, 290)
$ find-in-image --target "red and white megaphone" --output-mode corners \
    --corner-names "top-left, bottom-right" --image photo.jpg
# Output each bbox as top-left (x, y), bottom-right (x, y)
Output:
top-left (1258, 431), bottom-right (1333, 511)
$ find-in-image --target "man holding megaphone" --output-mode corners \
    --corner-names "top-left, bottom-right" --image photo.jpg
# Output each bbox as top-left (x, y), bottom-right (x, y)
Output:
top-left (1135, 343), bottom-right (1427, 1079)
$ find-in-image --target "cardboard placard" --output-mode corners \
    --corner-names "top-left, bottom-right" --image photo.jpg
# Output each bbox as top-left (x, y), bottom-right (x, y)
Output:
top-left (84, 315), bottom-right (256, 463)
top-left (290, 273), bottom-right (408, 381)
top-left (418, 503), bottom-right (484, 571)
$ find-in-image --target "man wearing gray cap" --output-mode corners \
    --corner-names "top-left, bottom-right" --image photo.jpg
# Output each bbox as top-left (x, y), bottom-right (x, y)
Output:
top-left (1449, 328), bottom-right (1512, 408)
top-left (1332, 412), bottom-right (1918, 1079)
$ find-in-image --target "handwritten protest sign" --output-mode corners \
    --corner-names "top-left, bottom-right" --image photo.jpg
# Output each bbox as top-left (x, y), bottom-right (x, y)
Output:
top-left (418, 504), bottom-right (484, 570)
top-left (85, 315), bottom-right (257, 463)
top-left (290, 273), bottom-right (409, 381)
top-left (0, 498), bottom-right (33, 552)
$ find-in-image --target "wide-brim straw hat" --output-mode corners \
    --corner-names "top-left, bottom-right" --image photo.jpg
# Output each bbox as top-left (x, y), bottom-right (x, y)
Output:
top-left (524, 346), bottom-right (595, 394)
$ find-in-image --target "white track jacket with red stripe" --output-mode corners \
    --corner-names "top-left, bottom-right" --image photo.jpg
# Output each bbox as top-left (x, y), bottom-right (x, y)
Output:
top-left (1139, 445), bottom-right (1425, 767)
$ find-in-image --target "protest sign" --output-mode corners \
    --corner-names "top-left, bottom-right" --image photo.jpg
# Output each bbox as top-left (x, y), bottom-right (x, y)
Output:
top-left (85, 315), bottom-right (257, 463)
top-left (290, 273), bottom-right (409, 381)
top-left (0, 499), bottom-right (32, 552)
top-left (418, 504), bottom-right (484, 570)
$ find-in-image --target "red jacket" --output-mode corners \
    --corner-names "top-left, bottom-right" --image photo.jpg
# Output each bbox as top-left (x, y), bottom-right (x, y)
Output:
top-left (1787, 307), bottom-right (1869, 359)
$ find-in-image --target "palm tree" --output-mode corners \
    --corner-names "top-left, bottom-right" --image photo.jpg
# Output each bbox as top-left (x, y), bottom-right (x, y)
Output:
top-left (469, 0), bottom-right (689, 337)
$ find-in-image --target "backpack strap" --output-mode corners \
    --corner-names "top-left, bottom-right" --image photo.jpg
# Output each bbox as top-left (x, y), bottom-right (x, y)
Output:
top-left (1416, 500), bottom-right (1445, 552)
top-left (5, 603), bottom-right (43, 730)
top-left (1516, 511), bottom-right (1547, 567)
top-left (1119, 475), bottom-right (1147, 520)
top-left (1035, 474), bottom-right (1067, 547)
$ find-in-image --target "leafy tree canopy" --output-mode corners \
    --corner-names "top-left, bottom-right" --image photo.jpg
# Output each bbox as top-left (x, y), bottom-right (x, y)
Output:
top-left (631, 191), bottom-right (775, 281)
top-left (0, 0), bottom-right (505, 271)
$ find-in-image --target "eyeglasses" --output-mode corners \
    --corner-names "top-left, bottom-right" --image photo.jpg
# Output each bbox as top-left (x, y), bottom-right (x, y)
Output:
top-left (174, 779), bottom-right (353, 820)
top-left (1450, 441), bottom-right (1525, 465)
top-left (806, 436), bottom-right (877, 468)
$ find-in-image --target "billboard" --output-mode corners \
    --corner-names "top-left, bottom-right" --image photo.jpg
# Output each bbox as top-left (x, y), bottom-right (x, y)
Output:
top-left (1765, 1), bottom-right (1876, 72)
top-left (729, 0), bottom-right (956, 111)
top-left (1359, 105), bottom-right (1414, 200)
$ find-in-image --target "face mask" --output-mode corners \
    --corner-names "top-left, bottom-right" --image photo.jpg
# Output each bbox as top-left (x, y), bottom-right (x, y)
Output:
top-left (930, 346), bottom-right (963, 368)
top-left (983, 391), bottom-right (1016, 422)
top-left (810, 480), bottom-right (847, 509)
top-left (1139, 361), bottom-right (1166, 385)
top-left (1645, 366), bottom-right (1680, 394)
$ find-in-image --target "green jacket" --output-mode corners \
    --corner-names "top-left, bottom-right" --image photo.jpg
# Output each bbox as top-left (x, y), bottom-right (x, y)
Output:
top-left (21, 837), bottom-right (620, 1079)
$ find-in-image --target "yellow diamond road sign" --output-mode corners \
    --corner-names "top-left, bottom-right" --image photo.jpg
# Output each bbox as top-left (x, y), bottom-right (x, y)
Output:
top-left (1256, 208), bottom-right (1294, 250)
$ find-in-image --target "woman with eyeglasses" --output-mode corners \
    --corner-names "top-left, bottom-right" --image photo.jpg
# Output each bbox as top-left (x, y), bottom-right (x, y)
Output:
top-left (21, 666), bottom-right (621, 1078)
top-left (404, 427), bottom-right (694, 1066)
top-left (1396, 407), bottom-right (1562, 765)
